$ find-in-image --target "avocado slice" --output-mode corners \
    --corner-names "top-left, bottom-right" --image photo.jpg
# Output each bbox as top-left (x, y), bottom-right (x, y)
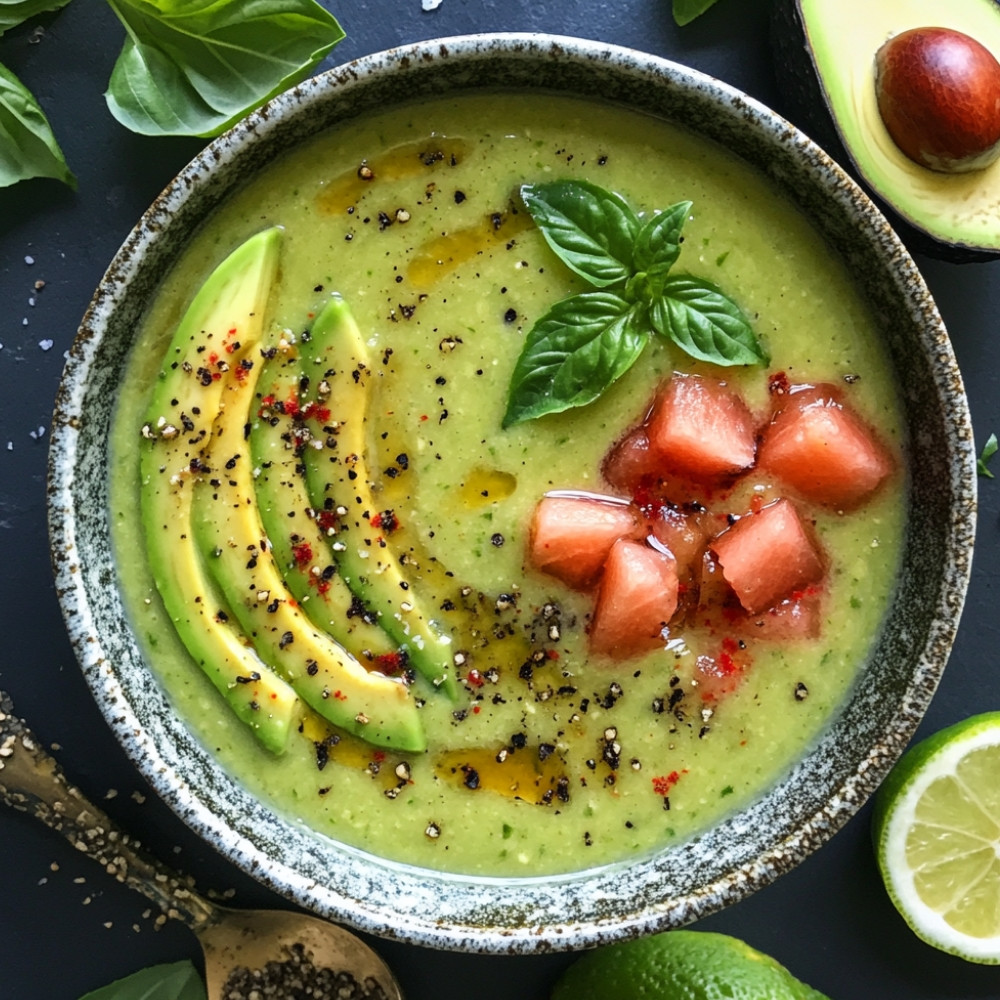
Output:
top-left (297, 295), bottom-right (458, 698)
top-left (772, 0), bottom-right (1000, 260)
top-left (248, 345), bottom-right (398, 663)
top-left (191, 329), bottom-right (427, 753)
top-left (140, 228), bottom-right (300, 754)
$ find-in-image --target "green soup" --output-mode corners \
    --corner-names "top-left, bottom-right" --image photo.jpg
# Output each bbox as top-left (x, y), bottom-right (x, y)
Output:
top-left (110, 92), bottom-right (904, 877)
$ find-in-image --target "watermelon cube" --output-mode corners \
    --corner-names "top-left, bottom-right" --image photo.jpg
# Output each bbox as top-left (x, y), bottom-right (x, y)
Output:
top-left (589, 538), bottom-right (679, 658)
top-left (710, 498), bottom-right (825, 614)
top-left (646, 374), bottom-right (757, 481)
top-left (757, 383), bottom-right (895, 509)
top-left (529, 493), bottom-right (639, 591)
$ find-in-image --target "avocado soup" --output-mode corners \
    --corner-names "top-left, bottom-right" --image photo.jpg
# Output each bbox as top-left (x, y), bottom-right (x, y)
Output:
top-left (110, 92), bottom-right (904, 877)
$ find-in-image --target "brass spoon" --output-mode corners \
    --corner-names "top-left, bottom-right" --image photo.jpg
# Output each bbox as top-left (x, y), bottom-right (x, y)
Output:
top-left (0, 691), bottom-right (403, 1000)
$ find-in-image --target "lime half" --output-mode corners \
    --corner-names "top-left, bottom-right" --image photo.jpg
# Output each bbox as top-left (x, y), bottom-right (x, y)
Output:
top-left (873, 712), bottom-right (1000, 964)
top-left (550, 929), bottom-right (828, 1000)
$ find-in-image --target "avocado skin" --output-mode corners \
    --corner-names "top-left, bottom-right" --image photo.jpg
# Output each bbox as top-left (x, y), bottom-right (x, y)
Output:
top-left (298, 295), bottom-right (458, 699)
top-left (770, 0), bottom-right (1000, 262)
top-left (140, 228), bottom-right (300, 754)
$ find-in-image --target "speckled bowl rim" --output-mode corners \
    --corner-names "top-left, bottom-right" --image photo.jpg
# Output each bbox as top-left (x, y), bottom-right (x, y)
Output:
top-left (48, 33), bottom-right (976, 954)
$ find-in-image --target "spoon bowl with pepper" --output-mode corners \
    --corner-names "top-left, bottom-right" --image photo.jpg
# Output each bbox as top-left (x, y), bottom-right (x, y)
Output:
top-left (0, 691), bottom-right (402, 1000)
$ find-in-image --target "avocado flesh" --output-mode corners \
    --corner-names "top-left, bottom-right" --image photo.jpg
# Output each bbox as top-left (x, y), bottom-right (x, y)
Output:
top-left (248, 346), bottom-right (397, 661)
top-left (776, 0), bottom-right (1000, 259)
top-left (191, 329), bottom-right (427, 753)
top-left (139, 228), bottom-right (300, 755)
top-left (298, 296), bottom-right (458, 698)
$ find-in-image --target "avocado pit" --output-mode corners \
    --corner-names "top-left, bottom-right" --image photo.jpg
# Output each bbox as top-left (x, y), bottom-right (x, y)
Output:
top-left (874, 27), bottom-right (1000, 173)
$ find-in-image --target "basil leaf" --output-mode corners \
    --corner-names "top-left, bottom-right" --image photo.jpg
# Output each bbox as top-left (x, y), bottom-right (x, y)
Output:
top-left (104, 0), bottom-right (344, 138)
top-left (78, 960), bottom-right (206, 1000)
top-left (0, 0), bottom-right (72, 34)
top-left (978, 432), bottom-right (998, 479)
top-left (672, 0), bottom-right (723, 26)
top-left (502, 292), bottom-right (646, 427)
top-left (520, 180), bottom-right (640, 288)
top-left (633, 200), bottom-right (691, 279)
top-left (651, 274), bottom-right (768, 366)
top-left (0, 60), bottom-right (74, 188)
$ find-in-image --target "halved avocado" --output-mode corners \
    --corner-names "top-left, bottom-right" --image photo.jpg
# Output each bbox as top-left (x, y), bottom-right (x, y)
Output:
top-left (772, 0), bottom-right (1000, 260)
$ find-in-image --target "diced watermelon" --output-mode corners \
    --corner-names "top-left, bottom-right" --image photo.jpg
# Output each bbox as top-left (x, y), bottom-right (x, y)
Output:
top-left (602, 425), bottom-right (658, 495)
top-left (529, 493), bottom-right (639, 590)
top-left (710, 498), bottom-right (825, 614)
top-left (648, 505), bottom-right (709, 580)
top-left (745, 588), bottom-right (823, 640)
top-left (757, 382), bottom-right (895, 508)
top-left (589, 538), bottom-right (679, 658)
top-left (646, 374), bottom-right (757, 481)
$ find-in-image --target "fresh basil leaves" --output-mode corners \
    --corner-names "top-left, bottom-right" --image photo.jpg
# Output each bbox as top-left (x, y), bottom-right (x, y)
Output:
top-left (672, 0), bottom-right (723, 26)
top-left (104, 0), bottom-right (345, 138)
top-left (77, 960), bottom-right (206, 1000)
top-left (0, 0), bottom-right (71, 34)
top-left (0, 60), bottom-right (74, 188)
top-left (0, 0), bottom-right (344, 191)
top-left (978, 432), bottom-right (998, 479)
top-left (503, 180), bottom-right (766, 428)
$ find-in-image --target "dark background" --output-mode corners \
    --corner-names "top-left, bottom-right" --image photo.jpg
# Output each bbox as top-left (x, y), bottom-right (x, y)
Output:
top-left (1, 1), bottom-right (998, 997)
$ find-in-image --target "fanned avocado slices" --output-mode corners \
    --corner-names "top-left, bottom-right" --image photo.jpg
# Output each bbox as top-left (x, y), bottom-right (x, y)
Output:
top-left (190, 323), bottom-right (427, 752)
top-left (139, 228), bottom-right (300, 754)
top-left (249, 345), bottom-right (399, 664)
top-left (297, 295), bottom-right (458, 698)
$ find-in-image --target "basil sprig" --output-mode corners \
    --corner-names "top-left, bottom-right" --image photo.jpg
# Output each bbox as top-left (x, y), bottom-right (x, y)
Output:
top-left (0, 60), bottom-right (74, 188)
top-left (503, 180), bottom-right (767, 428)
top-left (105, 0), bottom-right (344, 138)
top-left (78, 960), bottom-right (205, 1000)
top-left (0, 0), bottom-right (72, 34)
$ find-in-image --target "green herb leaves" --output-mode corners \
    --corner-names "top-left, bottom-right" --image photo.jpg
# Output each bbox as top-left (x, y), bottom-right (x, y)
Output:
top-left (78, 960), bottom-right (205, 1000)
top-left (0, 61), bottom-right (74, 188)
top-left (0, 0), bottom-right (71, 34)
top-left (672, 0), bottom-right (723, 26)
top-left (105, 0), bottom-right (345, 138)
top-left (978, 432), bottom-right (997, 479)
top-left (503, 180), bottom-right (766, 428)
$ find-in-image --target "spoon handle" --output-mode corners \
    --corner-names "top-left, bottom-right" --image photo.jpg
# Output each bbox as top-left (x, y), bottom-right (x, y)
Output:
top-left (0, 690), bottom-right (216, 929)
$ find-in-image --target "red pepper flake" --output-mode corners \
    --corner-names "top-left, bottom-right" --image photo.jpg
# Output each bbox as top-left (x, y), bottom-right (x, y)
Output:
top-left (768, 370), bottom-right (790, 395)
top-left (370, 509), bottom-right (400, 533)
top-left (208, 352), bottom-right (219, 365)
top-left (312, 578), bottom-right (331, 596)
top-left (466, 669), bottom-right (484, 687)
top-left (420, 414), bottom-right (429, 422)
top-left (291, 541), bottom-right (314, 569)
top-left (373, 651), bottom-right (406, 675)
top-left (472, 704), bottom-right (481, 714)
top-left (332, 690), bottom-right (348, 701)
top-left (261, 394), bottom-right (276, 407)
top-left (224, 341), bottom-right (238, 354)
top-left (300, 400), bottom-right (332, 424)
top-left (211, 371), bottom-right (222, 381)
top-left (651, 770), bottom-right (685, 796)
top-left (545, 649), bottom-right (560, 660)
top-left (315, 509), bottom-right (339, 533)
top-left (749, 494), bottom-right (764, 514)
top-left (372, 750), bottom-right (387, 763)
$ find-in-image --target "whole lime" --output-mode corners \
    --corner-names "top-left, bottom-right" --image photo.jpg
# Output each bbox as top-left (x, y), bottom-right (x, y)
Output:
top-left (550, 929), bottom-right (829, 999)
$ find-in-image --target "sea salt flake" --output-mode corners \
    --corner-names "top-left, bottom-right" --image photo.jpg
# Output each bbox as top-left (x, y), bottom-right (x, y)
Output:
top-left (39, 339), bottom-right (53, 351)
top-left (422, 0), bottom-right (443, 9)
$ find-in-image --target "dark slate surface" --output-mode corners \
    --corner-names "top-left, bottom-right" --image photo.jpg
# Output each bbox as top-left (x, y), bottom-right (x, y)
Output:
top-left (1, 2), bottom-right (998, 998)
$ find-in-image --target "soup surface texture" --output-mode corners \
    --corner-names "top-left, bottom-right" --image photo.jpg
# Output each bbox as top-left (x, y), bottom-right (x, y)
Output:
top-left (110, 92), bottom-right (904, 877)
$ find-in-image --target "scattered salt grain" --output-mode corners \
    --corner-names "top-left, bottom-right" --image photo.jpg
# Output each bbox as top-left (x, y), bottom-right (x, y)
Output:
top-left (24, 255), bottom-right (34, 265)
top-left (39, 339), bottom-right (53, 351)
top-left (422, 0), bottom-right (443, 9)
top-left (29, 426), bottom-right (45, 440)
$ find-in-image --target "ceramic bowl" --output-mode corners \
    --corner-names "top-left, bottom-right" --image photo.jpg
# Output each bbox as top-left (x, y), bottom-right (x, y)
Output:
top-left (48, 34), bottom-right (976, 953)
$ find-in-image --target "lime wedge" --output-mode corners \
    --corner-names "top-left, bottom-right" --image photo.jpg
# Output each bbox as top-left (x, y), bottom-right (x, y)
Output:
top-left (550, 929), bottom-right (828, 1000)
top-left (873, 712), bottom-right (1000, 964)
